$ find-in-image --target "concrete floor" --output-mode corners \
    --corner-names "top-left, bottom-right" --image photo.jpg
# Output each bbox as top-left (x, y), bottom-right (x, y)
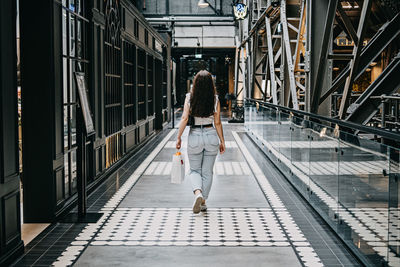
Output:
top-left (12, 123), bottom-right (361, 267)
top-left (75, 246), bottom-right (301, 267)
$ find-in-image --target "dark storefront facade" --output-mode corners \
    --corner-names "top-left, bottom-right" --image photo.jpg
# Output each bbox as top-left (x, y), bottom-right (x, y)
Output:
top-left (1, 0), bottom-right (171, 265)
top-left (0, 0), bottom-right (23, 265)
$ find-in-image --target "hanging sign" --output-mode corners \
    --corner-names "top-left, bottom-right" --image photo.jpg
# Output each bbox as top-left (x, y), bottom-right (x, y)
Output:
top-left (233, 3), bottom-right (248, 20)
top-left (74, 72), bottom-right (95, 136)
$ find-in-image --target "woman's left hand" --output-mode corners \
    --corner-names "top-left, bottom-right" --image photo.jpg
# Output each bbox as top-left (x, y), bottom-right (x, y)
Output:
top-left (219, 142), bottom-right (225, 154)
top-left (176, 137), bottom-right (182, 149)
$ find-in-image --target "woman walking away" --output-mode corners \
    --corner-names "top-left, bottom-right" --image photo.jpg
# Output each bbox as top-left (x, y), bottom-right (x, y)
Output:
top-left (176, 70), bottom-right (225, 214)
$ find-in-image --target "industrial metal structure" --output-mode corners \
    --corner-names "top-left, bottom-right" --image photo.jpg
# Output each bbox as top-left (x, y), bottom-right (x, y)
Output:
top-left (235, 0), bottom-right (400, 131)
top-left (1, 1), bottom-right (399, 266)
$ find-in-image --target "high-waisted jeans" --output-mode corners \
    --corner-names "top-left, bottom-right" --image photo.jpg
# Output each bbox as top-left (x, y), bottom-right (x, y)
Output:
top-left (187, 127), bottom-right (219, 200)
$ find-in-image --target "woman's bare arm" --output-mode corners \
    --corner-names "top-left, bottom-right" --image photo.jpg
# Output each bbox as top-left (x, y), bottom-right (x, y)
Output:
top-left (176, 100), bottom-right (190, 149)
top-left (214, 101), bottom-right (225, 154)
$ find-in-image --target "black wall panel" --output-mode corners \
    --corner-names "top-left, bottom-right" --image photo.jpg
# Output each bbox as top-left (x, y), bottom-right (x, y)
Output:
top-left (0, 0), bottom-right (24, 264)
top-left (19, 0), bottom-right (170, 225)
top-left (4, 192), bottom-right (19, 244)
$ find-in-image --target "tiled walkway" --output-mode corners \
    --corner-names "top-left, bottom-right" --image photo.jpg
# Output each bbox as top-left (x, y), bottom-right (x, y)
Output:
top-left (12, 124), bottom-right (361, 266)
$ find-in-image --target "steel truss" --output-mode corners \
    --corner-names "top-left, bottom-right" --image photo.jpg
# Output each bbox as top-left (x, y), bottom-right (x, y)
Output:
top-left (235, 0), bottom-right (307, 110)
top-left (236, 0), bottom-right (400, 125)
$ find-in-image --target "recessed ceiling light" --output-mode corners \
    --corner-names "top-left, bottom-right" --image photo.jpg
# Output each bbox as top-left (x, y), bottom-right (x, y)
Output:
top-left (198, 0), bottom-right (209, 8)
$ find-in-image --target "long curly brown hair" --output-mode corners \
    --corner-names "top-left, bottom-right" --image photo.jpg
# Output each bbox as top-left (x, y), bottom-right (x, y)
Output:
top-left (190, 70), bottom-right (216, 117)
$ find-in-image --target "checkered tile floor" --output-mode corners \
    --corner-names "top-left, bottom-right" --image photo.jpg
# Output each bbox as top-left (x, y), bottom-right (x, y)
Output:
top-left (92, 208), bottom-right (290, 247)
top-left (49, 128), bottom-right (344, 267)
top-left (346, 208), bottom-right (400, 242)
top-left (293, 161), bottom-right (388, 175)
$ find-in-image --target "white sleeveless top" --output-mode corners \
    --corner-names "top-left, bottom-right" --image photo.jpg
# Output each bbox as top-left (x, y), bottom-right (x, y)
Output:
top-left (185, 93), bottom-right (219, 125)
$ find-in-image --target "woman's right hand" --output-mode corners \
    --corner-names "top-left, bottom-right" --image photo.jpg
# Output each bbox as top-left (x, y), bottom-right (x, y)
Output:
top-left (219, 141), bottom-right (225, 154)
top-left (176, 137), bottom-right (182, 150)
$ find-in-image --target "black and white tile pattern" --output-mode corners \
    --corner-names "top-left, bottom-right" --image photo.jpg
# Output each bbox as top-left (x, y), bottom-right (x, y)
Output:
top-left (293, 161), bottom-right (387, 175)
top-left (50, 127), bottom-right (328, 267)
top-left (248, 129), bottom-right (400, 266)
top-left (52, 130), bottom-right (177, 266)
top-left (92, 208), bottom-right (289, 247)
top-left (233, 131), bottom-right (323, 267)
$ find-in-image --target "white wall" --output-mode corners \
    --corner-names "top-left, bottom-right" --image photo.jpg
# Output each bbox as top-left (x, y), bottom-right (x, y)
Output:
top-left (173, 25), bottom-right (236, 48)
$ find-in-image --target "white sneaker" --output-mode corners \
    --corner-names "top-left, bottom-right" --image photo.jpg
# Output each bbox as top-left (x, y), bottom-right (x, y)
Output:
top-left (200, 204), bottom-right (207, 212)
top-left (192, 194), bottom-right (203, 214)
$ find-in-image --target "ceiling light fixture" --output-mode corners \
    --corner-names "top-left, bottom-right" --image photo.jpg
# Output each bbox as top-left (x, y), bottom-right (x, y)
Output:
top-left (198, 0), bottom-right (209, 8)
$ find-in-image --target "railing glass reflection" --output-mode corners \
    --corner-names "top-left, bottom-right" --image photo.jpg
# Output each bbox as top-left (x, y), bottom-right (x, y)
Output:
top-left (245, 100), bottom-right (400, 266)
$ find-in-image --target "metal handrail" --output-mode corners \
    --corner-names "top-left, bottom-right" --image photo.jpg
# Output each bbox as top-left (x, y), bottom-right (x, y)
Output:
top-left (370, 95), bottom-right (400, 100)
top-left (247, 98), bottom-right (400, 143)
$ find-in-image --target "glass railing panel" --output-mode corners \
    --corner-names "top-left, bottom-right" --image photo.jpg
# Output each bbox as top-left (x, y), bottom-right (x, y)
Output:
top-left (274, 109), bottom-right (292, 178)
top-left (261, 106), bottom-right (274, 157)
top-left (248, 105), bottom-right (279, 165)
top-left (286, 113), bottom-right (311, 198)
top-left (308, 120), bottom-right (340, 229)
top-left (262, 106), bottom-right (269, 142)
top-left (338, 131), bottom-right (390, 265)
top-left (279, 109), bottom-right (292, 162)
top-left (388, 146), bottom-right (400, 267)
top-left (245, 104), bottom-right (256, 133)
top-left (244, 99), bottom-right (400, 266)
top-left (244, 105), bottom-right (249, 131)
top-left (255, 104), bottom-right (264, 137)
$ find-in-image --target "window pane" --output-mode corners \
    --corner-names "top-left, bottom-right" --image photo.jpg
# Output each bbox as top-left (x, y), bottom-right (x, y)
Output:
top-left (70, 16), bottom-right (75, 56)
top-left (63, 58), bottom-right (68, 103)
top-left (64, 154), bottom-right (70, 197)
top-left (64, 106), bottom-right (69, 150)
top-left (70, 105), bottom-right (77, 146)
top-left (62, 9), bottom-right (67, 55)
top-left (77, 0), bottom-right (81, 14)
top-left (72, 64), bottom-right (77, 102)
top-left (70, 62), bottom-right (76, 102)
top-left (71, 150), bottom-right (77, 194)
top-left (77, 20), bottom-right (82, 58)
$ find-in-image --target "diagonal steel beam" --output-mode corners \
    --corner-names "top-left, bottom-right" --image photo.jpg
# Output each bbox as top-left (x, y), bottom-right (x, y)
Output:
top-left (293, 0), bottom-right (306, 73)
top-left (310, 0), bottom-right (338, 113)
top-left (334, 17), bottom-right (351, 40)
top-left (255, 78), bottom-right (267, 99)
top-left (338, 0), bottom-right (373, 119)
top-left (346, 53), bottom-right (400, 124)
top-left (256, 52), bottom-right (268, 70)
top-left (265, 15), bottom-right (278, 104)
top-left (240, 7), bottom-right (274, 48)
top-left (281, 0), bottom-right (299, 109)
top-left (319, 12), bottom-right (400, 104)
top-left (336, 4), bottom-right (358, 43)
